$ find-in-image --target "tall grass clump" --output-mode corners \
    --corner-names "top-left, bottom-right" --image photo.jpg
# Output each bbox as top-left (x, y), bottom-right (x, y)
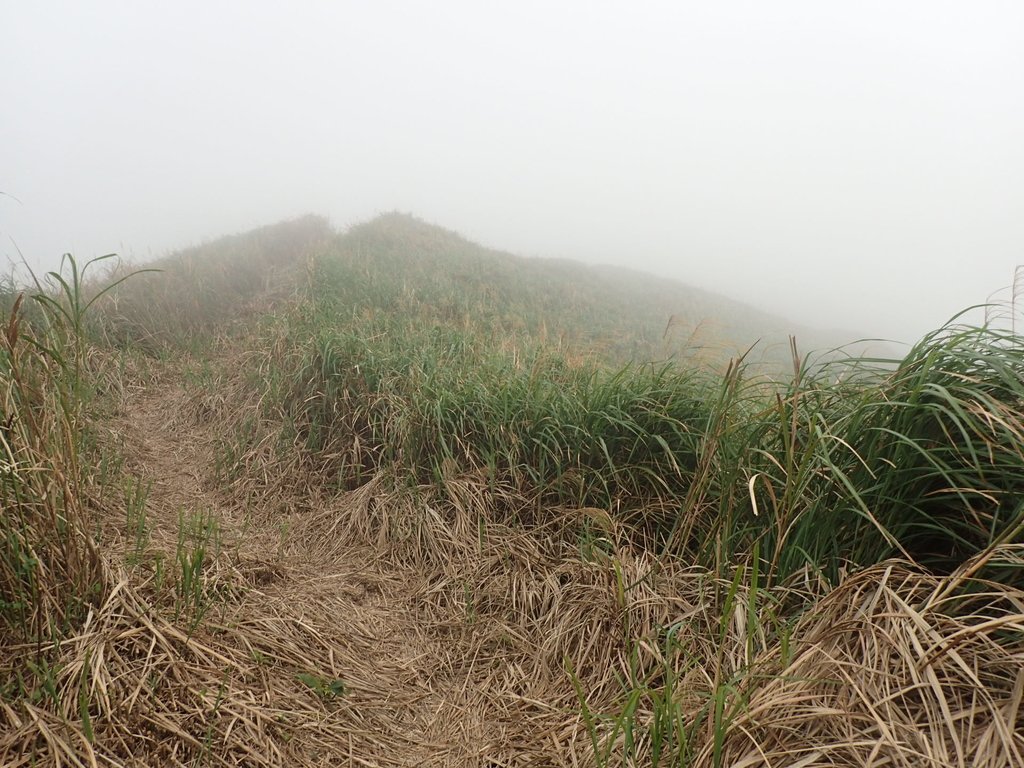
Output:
top-left (735, 323), bottom-right (1024, 584)
top-left (280, 286), bottom-right (721, 539)
top-left (852, 323), bottom-right (1024, 568)
top-left (0, 255), bottom-right (118, 646)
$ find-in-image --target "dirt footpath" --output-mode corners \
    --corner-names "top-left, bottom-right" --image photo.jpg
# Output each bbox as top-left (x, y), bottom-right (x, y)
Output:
top-left (114, 374), bottom-right (585, 766)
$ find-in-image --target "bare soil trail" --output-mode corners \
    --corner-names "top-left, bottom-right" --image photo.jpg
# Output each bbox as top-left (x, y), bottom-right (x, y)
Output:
top-left (113, 370), bottom-right (570, 767)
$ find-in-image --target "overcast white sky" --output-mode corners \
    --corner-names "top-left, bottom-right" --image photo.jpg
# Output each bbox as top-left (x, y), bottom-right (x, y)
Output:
top-left (3, 1), bottom-right (1022, 341)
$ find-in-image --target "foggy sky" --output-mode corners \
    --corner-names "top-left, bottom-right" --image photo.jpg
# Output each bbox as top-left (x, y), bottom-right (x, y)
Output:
top-left (3, 1), bottom-right (1023, 342)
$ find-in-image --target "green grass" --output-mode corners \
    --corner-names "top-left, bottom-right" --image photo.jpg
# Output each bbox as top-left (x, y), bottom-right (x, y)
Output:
top-left (119, 213), bottom-right (1022, 765)
top-left (326, 213), bottom-right (892, 371)
top-left (5, 213), bottom-right (1022, 765)
top-left (252, 219), bottom-right (1024, 588)
top-left (0, 254), bottom-right (112, 646)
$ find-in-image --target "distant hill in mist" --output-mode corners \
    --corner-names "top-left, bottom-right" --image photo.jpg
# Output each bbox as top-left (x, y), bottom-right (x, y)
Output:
top-left (331, 212), bottom-right (895, 370)
top-left (112, 211), bottom-right (896, 370)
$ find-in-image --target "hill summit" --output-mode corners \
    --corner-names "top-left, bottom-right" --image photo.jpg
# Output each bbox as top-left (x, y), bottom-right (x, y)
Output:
top-left (329, 212), bottom-right (884, 369)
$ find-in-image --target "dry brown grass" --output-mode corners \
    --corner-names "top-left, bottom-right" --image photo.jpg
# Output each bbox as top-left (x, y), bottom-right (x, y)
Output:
top-left (717, 558), bottom-right (1024, 768)
top-left (4, 239), bottom-right (1022, 765)
top-left (4, 349), bottom-right (1023, 765)
top-left (123, 333), bottom-right (1018, 767)
top-left (0, 293), bottom-right (105, 646)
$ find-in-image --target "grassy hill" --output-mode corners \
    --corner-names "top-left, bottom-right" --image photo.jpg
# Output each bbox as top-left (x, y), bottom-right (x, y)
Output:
top-left (324, 212), bottom-right (890, 370)
top-left (2, 215), bottom-right (1023, 765)
top-left (91, 211), bottom-right (889, 369)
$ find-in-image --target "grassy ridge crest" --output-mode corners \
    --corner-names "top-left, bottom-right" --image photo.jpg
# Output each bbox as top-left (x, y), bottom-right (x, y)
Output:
top-left (1, 214), bottom-right (1022, 765)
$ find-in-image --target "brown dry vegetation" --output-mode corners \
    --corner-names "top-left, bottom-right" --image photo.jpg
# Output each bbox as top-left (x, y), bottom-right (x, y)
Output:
top-left (2, 216), bottom-right (1022, 766)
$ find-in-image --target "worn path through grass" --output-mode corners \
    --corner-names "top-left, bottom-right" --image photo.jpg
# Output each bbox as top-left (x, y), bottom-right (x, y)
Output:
top-left (113, 366), bottom-right (537, 766)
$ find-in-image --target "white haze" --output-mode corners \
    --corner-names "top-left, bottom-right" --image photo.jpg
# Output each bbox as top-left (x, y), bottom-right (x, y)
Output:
top-left (3, 1), bottom-right (1023, 342)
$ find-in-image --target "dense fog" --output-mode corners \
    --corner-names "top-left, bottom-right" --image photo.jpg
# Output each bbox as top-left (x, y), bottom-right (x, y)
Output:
top-left (3, 1), bottom-right (1022, 342)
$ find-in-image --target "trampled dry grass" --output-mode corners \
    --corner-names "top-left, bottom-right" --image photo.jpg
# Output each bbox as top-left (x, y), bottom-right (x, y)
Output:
top-left (4, 351), bottom-right (1020, 766)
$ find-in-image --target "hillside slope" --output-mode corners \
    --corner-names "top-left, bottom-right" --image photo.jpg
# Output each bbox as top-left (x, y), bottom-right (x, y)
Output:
top-left (92, 211), bottom-right (887, 369)
top-left (330, 212), bottom-right (889, 369)
top-left (3, 216), bottom-right (1022, 766)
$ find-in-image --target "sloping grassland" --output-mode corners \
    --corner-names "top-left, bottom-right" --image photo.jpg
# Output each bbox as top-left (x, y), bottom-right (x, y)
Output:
top-left (1, 214), bottom-right (1022, 766)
